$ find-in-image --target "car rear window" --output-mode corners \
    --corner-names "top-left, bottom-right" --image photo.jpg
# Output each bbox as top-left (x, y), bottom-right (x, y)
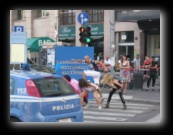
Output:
top-left (33, 78), bottom-right (76, 97)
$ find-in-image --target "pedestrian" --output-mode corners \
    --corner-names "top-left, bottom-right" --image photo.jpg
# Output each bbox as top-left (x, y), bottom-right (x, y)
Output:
top-left (104, 55), bottom-right (111, 71)
top-left (143, 56), bottom-right (150, 78)
top-left (133, 54), bottom-right (141, 73)
top-left (100, 73), bottom-right (127, 109)
top-left (63, 75), bottom-right (88, 104)
top-left (78, 78), bottom-right (102, 109)
top-left (146, 56), bottom-right (158, 91)
top-left (74, 55), bottom-right (108, 103)
top-left (119, 55), bottom-right (131, 94)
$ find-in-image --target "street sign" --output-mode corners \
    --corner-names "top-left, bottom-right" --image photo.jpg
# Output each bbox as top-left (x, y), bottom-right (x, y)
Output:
top-left (14, 26), bottom-right (24, 32)
top-left (77, 12), bottom-right (89, 25)
top-left (10, 32), bottom-right (27, 64)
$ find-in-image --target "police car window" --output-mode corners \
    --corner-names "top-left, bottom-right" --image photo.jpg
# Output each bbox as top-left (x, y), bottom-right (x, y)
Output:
top-left (10, 78), bottom-right (15, 95)
top-left (33, 78), bottom-right (76, 97)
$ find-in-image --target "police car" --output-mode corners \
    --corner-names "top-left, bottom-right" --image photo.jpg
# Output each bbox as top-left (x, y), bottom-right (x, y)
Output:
top-left (10, 63), bottom-right (84, 122)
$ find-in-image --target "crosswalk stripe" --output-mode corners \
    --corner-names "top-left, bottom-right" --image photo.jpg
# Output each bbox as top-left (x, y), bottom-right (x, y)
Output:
top-left (83, 107), bottom-right (143, 113)
top-left (86, 104), bottom-right (150, 110)
top-left (89, 100), bottom-right (154, 107)
top-left (84, 116), bottom-right (127, 121)
top-left (83, 111), bottom-right (135, 117)
top-left (83, 99), bottom-right (154, 122)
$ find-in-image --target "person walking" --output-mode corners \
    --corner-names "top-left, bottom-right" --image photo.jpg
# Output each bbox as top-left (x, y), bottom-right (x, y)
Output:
top-left (119, 55), bottom-right (131, 94)
top-left (78, 78), bottom-right (102, 109)
top-left (63, 75), bottom-right (88, 104)
top-left (73, 55), bottom-right (108, 103)
top-left (100, 73), bottom-right (127, 109)
top-left (146, 56), bottom-right (158, 91)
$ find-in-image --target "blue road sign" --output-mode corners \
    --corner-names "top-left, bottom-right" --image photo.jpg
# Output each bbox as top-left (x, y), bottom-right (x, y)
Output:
top-left (77, 12), bottom-right (89, 25)
top-left (14, 26), bottom-right (24, 32)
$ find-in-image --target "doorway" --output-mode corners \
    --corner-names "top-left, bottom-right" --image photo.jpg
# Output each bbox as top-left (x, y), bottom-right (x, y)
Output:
top-left (119, 45), bottom-right (134, 66)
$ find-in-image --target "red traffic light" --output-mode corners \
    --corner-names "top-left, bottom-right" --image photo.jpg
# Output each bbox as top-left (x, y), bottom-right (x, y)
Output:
top-left (79, 27), bottom-right (85, 32)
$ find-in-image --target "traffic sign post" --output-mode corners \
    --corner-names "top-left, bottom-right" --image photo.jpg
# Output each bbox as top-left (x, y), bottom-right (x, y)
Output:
top-left (10, 26), bottom-right (27, 64)
top-left (78, 12), bottom-right (89, 25)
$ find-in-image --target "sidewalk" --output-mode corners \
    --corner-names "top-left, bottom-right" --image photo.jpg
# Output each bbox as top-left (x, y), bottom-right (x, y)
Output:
top-left (99, 72), bottom-right (160, 105)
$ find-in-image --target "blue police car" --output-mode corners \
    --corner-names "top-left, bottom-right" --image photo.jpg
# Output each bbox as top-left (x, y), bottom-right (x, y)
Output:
top-left (10, 63), bottom-right (84, 122)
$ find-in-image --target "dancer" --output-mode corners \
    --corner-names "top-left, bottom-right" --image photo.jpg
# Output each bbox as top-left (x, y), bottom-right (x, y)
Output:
top-left (78, 78), bottom-right (102, 109)
top-left (101, 73), bottom-right (127, 109)
top-left (73, 55), bottom-right (108, 103)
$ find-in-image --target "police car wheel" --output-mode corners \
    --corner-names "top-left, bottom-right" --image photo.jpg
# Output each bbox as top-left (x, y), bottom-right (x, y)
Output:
top-left (10, 117), bottom-right (20, 122)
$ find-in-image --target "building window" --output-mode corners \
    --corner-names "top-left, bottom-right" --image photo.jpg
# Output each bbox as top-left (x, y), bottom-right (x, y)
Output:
top-left (37, 10), bottom-right (49, 18)
top-left (17, 10), bottom-right (26, 20)
top-left (85, 10), bottom-right (104, 23)
top-left (119, 31), bottom-right (134, 43)
top-left (59, 10), bottom-right (75, 25)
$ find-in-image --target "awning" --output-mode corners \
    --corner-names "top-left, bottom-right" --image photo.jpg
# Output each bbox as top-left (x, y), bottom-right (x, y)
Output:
top-left (27, 37), bottom-right (55, 52)
top-left (117, 10), bottom-right (160, 22)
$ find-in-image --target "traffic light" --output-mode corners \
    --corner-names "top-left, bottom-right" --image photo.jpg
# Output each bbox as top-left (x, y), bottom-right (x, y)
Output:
top-left (79, 27), bottom-right (85, 43)
top-left (79, 26), bottom-right (92, 44)
top-left (85, 27), bottom-right (91, 43)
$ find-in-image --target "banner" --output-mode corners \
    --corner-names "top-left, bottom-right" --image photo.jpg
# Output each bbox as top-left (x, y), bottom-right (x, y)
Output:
top-left (55, 46), bottom-right (94, 81)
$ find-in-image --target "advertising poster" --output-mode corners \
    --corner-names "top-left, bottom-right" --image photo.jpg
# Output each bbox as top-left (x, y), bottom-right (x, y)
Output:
top-left (47, 48), bottom-right (55, 67)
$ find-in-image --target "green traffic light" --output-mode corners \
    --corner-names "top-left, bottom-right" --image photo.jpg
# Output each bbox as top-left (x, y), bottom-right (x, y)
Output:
top-left (86, 38), bottom-right (91, 43)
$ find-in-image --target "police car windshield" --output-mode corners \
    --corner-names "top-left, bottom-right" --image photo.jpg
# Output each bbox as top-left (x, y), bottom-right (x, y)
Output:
top-left (33, 78), bottom-right (76, 97)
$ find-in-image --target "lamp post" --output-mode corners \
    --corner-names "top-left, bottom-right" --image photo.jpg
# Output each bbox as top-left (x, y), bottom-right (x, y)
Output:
top-left (110, 10), bottom-right (115, 75)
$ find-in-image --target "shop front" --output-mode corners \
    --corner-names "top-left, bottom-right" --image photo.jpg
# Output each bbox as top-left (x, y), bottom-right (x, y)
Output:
top-left (27, 37), bottom-right (55, 64)
top-left (117, 10), bottom-right (160, 59)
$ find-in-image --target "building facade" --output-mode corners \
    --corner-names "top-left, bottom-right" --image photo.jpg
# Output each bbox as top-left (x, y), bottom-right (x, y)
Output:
top-left (10, 10), bottom-right (160, 65)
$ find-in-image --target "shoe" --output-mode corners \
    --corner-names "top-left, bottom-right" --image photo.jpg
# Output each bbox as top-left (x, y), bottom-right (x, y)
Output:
top-left (123, 104), bottom-right (127, 110)
top-left (83, 105), bottom-right (89, 108)
top-left (100, 97), bottom-right (104, 104)
top-left (104, 103), bottom-right (109, 108)
top-left (98, 106), bottom-right (102, 109)
top-left (146, 88), bottom-right (149, 91)
top-left (152, 87), bottom-right (154, 91)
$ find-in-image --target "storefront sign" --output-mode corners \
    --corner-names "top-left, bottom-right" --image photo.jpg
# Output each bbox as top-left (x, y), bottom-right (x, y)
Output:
top-left (58, 26), bottom-right (75, 38)
top-left (87, 23), bottom-right (104, 35)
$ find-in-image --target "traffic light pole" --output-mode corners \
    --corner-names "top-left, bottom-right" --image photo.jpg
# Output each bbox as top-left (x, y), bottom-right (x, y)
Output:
top-left (110, 10), bottom-right (115, 75)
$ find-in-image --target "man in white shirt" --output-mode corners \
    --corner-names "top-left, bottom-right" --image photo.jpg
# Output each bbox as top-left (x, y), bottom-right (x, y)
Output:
top-left (104, 56), bottom-right (111, 71)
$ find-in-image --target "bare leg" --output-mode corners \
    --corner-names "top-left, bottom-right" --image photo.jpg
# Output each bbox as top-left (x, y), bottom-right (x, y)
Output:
top-left (123, 82), bottom-right (127, 94)
top-left (93, 90), bottom-right (101, 106)
top-left (97, 86), bottom-right (103, 98)
top-left (80, 90), bottom-right (88, 106)
top-left (83, 72), bottom-right (87, 80)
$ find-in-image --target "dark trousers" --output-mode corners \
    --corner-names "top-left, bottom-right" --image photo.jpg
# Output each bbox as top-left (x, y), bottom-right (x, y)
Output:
top-left (147, 73), bottom-right (156, 87)
top-left (84, 97), bottom-right (88, 104)
top-left (107, 88), bottom-right (125, 104)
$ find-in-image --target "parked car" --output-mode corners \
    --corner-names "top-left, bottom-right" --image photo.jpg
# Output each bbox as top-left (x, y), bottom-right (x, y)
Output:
top-left (10, 63), bottom-right (84, 122)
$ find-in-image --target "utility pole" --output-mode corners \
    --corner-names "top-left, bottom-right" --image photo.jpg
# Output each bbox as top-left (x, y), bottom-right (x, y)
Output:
top-left (110, 10), bottom-right (115, 75)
